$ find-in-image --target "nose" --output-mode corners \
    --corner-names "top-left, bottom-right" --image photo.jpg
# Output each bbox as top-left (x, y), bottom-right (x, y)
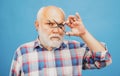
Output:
top-left (52, 26), bottom-right (59, 33)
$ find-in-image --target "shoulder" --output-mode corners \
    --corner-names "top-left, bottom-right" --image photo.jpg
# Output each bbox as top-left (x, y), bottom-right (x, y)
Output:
top-left (64, 40), bottom-right (84, 49)
top-left (15, 40), bottom-right (36, 56)
top-left (19, 40), bottom-right (35, 48)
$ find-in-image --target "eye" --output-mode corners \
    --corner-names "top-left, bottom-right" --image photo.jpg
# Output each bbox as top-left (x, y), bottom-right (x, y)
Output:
top-left (47, 23), bottom-right (54, 26)
top-left (58, 24), bottom-right (64, 28)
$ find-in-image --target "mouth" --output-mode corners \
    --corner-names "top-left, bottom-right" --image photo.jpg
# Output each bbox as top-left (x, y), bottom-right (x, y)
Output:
top-left (50, 36), bottom-right (60, 40)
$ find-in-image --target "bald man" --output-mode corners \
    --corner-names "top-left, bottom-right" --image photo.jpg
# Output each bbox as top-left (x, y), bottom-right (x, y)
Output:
top-left (10, 6), bottom-right (112, 76)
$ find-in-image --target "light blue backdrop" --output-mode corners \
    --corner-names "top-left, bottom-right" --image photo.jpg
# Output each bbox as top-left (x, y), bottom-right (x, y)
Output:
top-left (0, 0), bottom-right (119, 76)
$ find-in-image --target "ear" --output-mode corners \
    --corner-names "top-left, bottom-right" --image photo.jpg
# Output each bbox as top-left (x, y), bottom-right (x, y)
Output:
top-left (35, 20), bottom-right (39, 31)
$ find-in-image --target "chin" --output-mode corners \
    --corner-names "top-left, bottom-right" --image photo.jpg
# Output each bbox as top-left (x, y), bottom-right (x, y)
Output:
top-left (47, 40), bottom-right (63, 48)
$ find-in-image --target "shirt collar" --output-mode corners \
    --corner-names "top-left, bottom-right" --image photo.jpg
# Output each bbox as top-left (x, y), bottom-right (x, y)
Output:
top-left (34, 38), bottom-right (67, 51)
top-left (34, 38), bottom-right (43, 48)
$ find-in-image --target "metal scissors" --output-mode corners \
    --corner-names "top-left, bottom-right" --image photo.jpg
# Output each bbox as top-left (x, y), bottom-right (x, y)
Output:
top-left (48, 19), bottom-right (71, 36)
top-left (53, 19), bottom-right (66, 34)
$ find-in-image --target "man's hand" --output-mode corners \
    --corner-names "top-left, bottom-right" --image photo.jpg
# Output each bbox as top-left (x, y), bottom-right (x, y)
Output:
top-left (65, 12), bottom-right (86, 37)
top-left (65, 12), bottom-right (106, 52)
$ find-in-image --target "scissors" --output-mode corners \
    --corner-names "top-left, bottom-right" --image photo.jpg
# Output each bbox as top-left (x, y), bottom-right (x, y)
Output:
top-left (48, 19), bottom-right (71, 36)
top-left (53, 19), bottom-right (66, 34)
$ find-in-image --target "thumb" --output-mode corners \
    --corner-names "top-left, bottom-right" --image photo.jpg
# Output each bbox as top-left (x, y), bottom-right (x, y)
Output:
top-left (66, 31), bottom-right (74, 36)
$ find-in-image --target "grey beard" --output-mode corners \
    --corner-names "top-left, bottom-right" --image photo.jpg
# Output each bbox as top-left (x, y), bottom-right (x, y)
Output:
top-left (38, 29), bottom-right (63, 48)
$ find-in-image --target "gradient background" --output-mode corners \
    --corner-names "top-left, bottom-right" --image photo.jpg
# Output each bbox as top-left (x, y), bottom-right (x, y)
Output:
top-left (0, 0), bottom-right (119, 76)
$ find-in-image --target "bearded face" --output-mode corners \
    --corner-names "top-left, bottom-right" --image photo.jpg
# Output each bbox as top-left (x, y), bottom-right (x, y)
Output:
top-left (35, 6), bottom-right (65, 49)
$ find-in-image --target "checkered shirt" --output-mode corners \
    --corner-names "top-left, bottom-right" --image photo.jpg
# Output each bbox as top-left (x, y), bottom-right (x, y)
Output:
top-left (10, 39), bottom-right (112, 76)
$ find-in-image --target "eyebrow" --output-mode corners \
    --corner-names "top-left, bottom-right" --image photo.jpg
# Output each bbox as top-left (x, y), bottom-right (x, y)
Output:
top-left (53, 19), bottom-right (65, 25)
top-left (47, 19), bottom-right (64, 25)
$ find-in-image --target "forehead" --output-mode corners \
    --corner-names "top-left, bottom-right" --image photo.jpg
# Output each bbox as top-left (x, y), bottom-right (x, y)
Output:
top-left (41, 8), bottom-right (65, 22)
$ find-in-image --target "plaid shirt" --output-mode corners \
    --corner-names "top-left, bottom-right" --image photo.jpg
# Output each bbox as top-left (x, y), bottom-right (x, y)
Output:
top-left (10, 39), bottom-right (112, 76)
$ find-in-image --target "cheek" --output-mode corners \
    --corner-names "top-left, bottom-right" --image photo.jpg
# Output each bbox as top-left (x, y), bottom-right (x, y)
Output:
top-left (60, 27), bottom-right (65, 35)
top-left (43, 29), bottom-right (51, 36)
top-left (40, 25), bottom-right (50, 33)
top-left (57, 30), bottom-right (64, 37)
top-left (44, 29), bottom-right (51, 36)
top-left (38, 28), bottom-right (49, 36)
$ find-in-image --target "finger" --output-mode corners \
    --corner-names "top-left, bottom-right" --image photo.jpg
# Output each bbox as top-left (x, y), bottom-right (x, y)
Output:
top-left (66, 31), bottom-right (74, 36)
top-left (65, 20), bottom-right (71, 25)
top-left (72, 21), bottom-right (79, 25)
top-left (65, 20), bottom-right (69, 24)
top-left (64, 20), bottom-right (72, 28)
top-left (70, 18), bottom-right (74, 23)
top-left (66, 18), bottom-right (73, 26)
top-left (68, 15), bottom-right (77, 21)
top-left (68, 15), bottom-right (75, 19)
top-left (75, 12), bottom-right (81, 20)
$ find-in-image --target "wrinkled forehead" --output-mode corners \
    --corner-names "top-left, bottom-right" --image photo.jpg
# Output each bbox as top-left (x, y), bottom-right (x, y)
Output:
top-left (41, 7), bottom-right (65, 23)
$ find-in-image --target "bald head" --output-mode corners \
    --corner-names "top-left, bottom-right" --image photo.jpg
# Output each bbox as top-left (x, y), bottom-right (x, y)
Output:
top-left (37, 6), bottom-right (65, 21)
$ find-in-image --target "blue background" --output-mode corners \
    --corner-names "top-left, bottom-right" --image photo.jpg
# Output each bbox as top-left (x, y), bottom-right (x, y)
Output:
top-left (0, 0), bottom-right (119, 76)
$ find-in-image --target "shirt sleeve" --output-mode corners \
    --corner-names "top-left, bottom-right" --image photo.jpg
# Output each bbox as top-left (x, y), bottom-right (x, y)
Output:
top-left (82, 42), bottom-right (112, 70)
top-left (10, 48), bottom-right (21, 76)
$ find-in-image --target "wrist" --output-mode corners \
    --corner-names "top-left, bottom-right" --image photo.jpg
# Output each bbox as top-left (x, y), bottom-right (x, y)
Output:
top-left (79, 29), bottom-right (88, 38)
